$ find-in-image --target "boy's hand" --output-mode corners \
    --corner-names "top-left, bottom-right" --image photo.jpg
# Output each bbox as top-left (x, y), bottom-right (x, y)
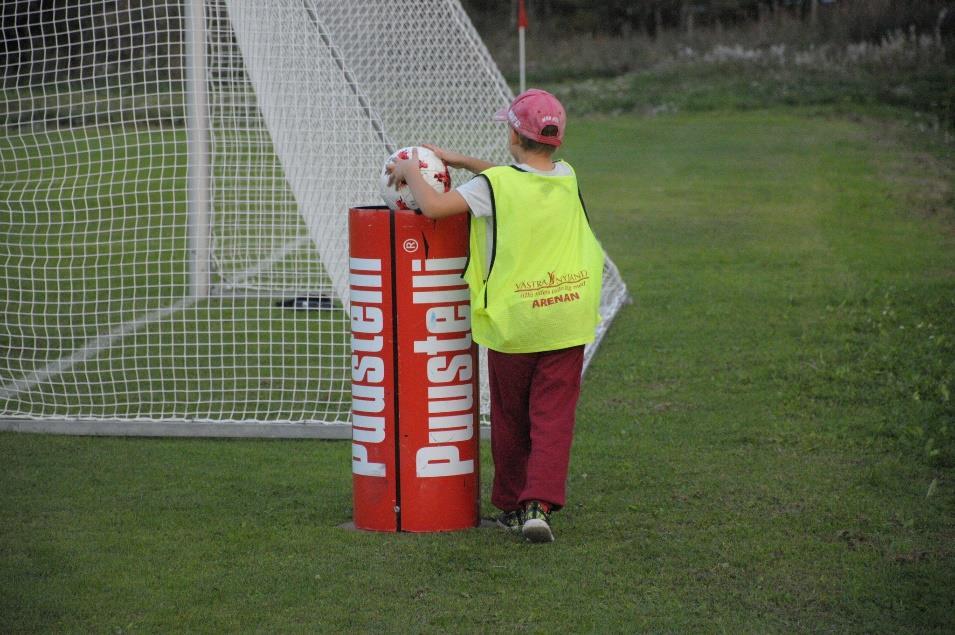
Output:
top-left (422, 144), bottom-right (468, 170)
top-left (385, 145), bottom-right (470, 219)
top-left (386, 147), bottom-right (420, 188)
top-left (423, 143), bottom-right (495, 174)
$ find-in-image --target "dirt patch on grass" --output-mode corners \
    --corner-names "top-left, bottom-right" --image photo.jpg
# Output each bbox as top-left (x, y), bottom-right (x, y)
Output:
top-left (862, 118), bottom-right (955, 233)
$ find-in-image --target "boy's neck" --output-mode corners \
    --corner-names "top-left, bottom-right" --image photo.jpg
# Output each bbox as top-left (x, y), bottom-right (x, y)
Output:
top-left (513, 148), bottom-right (557, 171)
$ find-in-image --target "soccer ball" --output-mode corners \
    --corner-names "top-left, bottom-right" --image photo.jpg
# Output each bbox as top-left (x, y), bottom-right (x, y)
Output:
top-left (379, 146), bottom-right (451, 211)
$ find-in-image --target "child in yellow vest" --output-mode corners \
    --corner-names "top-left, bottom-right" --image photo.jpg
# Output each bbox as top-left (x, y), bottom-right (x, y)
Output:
top-left (389, 89), bottom-right (603, 543)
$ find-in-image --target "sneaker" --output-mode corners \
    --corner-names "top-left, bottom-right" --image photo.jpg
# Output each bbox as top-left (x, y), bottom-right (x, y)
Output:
top-left (494, 509), bottom-right (523, 532)
top-left (521, 501), bottom-right (554, 543)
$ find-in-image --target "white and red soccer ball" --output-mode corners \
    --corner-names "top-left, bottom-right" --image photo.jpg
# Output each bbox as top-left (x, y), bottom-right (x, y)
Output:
top-left (379, 146), bottom-right (451, 211)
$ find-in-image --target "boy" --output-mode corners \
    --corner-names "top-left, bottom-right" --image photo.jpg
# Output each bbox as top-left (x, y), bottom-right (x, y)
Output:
top-left (389, 89), bottom-right (603, 543)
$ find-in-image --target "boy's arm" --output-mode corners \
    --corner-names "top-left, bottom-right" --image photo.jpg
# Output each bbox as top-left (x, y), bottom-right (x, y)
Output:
top-left (423, 144), bottom-right (495, 174)
top-left (390, 147), bottom-right (473, 219)
top-left (401, 164), bottom-right (469, 219)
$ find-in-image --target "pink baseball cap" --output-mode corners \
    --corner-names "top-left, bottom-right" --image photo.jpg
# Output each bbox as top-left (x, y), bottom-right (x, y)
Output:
top-left (493, 89), bottom-right (566, 147)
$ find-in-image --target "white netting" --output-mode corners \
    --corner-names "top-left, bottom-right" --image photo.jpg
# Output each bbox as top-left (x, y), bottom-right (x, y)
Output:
top-left (0, 0), bottom-right (628, 432)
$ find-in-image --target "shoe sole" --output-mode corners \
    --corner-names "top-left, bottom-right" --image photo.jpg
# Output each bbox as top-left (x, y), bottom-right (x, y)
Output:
top-left (522, 518), bottom-right (554, 543)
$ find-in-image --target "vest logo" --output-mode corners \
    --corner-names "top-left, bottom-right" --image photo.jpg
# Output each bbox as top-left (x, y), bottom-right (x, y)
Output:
top-left (514, 269), bottom-right (590, 300)
top-left (532, 291), bottom-right (581, 308)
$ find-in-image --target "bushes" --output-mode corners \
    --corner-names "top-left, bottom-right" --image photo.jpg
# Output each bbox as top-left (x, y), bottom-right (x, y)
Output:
top-left (464, 0), bottom-right (955, 44)
top-left (478, 9), bottom-right (955, 135)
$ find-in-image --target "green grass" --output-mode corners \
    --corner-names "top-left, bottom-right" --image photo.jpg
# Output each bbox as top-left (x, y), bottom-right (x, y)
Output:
top-left (2, 110), bottom-right (954, 631)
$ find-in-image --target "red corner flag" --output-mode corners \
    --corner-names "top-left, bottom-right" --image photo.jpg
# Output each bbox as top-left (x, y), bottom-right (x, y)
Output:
top-left (518, 0), bottom-right (527, 92)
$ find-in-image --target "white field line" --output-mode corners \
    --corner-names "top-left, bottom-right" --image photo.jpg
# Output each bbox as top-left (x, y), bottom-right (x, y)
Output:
top-left (212, 234), bottom-right (312, 294)
top-left (0, 235), bottom-right (315, 401)
top-left (0, 296), bottom-right (196, 401)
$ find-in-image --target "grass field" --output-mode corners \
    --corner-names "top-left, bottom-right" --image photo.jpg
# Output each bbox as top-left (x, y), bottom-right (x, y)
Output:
top-left (2, 109), bottom-right (954, 631)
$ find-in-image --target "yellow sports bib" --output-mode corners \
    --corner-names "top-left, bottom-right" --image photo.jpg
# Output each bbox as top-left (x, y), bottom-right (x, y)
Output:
top-left (463, 162), bottom-right (604, 353)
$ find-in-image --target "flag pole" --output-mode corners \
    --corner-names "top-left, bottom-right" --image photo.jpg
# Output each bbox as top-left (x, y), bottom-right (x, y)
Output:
top-left (518, 0), bottom-right (527, 93)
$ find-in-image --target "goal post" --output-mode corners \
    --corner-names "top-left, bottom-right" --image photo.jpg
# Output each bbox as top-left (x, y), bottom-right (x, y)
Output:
top-left (185, 0), bottom-right (211, 299)
top-left (0, 0), bottom-right (629, 437)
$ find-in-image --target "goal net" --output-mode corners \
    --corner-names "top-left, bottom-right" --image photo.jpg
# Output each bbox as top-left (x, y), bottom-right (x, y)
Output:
top-left (1, 0), bottom-right (629, 435)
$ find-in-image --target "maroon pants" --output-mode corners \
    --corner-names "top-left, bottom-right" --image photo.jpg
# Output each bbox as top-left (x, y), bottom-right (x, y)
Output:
top-left (488, 345), bottom-right (584, 512)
